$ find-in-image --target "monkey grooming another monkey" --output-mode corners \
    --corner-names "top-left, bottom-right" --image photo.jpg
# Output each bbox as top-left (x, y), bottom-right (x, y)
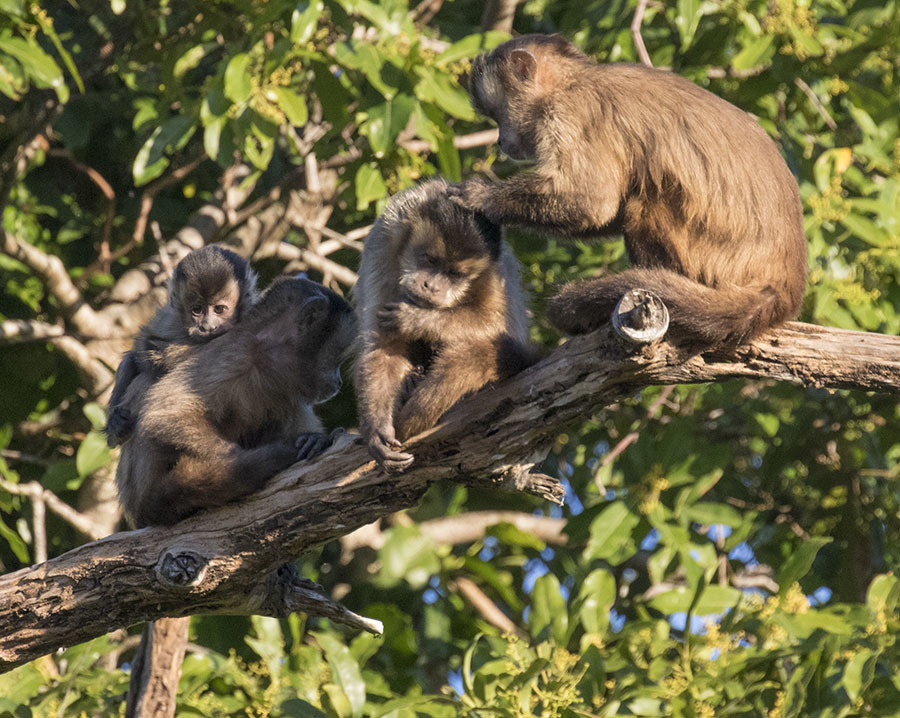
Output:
top-left (105, 245), bottom-right (259, 448)
top-left (116, 276), bottom-right (356, 526)
top-left (356, 179), bottom-right (537, 473)
top-left (460, 34), bottom-right (807, 348)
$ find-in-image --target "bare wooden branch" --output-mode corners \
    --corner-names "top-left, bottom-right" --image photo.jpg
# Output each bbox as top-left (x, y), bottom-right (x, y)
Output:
top-left (0, 319), bottom-right (64, 343)
top-left (480, 0), bottom-right (522, 33)
top-left (1, 319), bottom-right (898, 670)
top-left (0, 478), bottom-right (108, 541)
top-left (631, 0), bottom-right (654, 68)
top-left (794, 77), bottom-right (838, 130)
top-left (1, 229), bottom-right (104, 336)
top-left (400, 129), bottom-right (500, 155)
top-left (450, 576), bottom-right (526, 638)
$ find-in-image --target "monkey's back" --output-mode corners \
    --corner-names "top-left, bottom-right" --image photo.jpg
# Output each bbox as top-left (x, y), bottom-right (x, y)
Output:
top-left (557, 61), bottom-right (807, 313)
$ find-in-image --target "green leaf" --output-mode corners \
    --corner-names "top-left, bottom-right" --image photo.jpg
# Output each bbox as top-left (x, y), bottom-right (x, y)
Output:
top-left (354, 162), bottom-right (387, 210)
top-left (436, 133), bottom-right (461, 183)
top-left (843, 649), bottom-right (877, 702)
top-left (675, 0), bottom-right (702, 50)
top-left (0, 515), bottom-right (28, 563)
top-left (246, 616), bottom-right (285, 681)
top-left (754, 412), bottom-right (780, 437)
top-left (867, 573), bottom-right (900, 613)
top-left (378, 525), bottom-right (439, 589)
top-left (133, 115), bottom-right (196, 185)
top-left (529, 573), bottom-right (568, 643)
top-left (203, 117), bottom-right (225, 162)
top-left (584, 501), bottom-right (640, 561)
top-left (0, 36), bottom-right (68, 102)
top-left (75, 431), bottom-right (111, 478)
top-left (414, 66), bottom-right (475, 121)
top-left (315, 632), bottom-right (366, 718)
top-left (291, 1), bottom-right (323, 44)
top-left (224, 53), bottom-right (252, 104)
top-left (83, 402), bottom-right (106, 430)
top-left (361, 95), bottom-right (415, 158)
top-left (487, 522), bottom-right (546, 551)
top-left (174, 43), bottom-right (213, 78)
top-left (685, 503), bottom-right (743, 527)
top-left (648, 585), bottom-right (742, 615)
top-left (731, 35), bottom-right (775, 71)
top-left (273, 86), bottom-right (308, 127)
top-left (435, 32), bottom-right (511, 65)
top-left (577, 569), bottom-right (616, 634)
top-left (778, 537), bottom-right (832, 593)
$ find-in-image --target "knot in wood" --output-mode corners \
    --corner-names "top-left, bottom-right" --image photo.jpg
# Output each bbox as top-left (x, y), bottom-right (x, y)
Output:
top-left (157, 550), bottom-right (208, 589)
top-left (612, 289), bottom-right (669, 345)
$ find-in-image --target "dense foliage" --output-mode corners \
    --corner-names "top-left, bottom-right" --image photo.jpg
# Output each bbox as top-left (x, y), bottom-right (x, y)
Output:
top-left (1, 0), bottom-right (898, 715)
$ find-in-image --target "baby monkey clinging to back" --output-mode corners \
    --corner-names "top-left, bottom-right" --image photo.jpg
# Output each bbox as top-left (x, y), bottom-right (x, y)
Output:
top-left (356, 179), bottom-right (537, 472)
top-left (461, 34), bottom-right (807, 348)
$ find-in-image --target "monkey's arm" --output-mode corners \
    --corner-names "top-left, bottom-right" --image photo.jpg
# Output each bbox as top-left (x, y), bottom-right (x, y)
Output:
top-left (356, 343), bottom-right (416, 472)
top-left (105, 352), bottom-right (140, 447)
top-left (394, 340), bottom-right (501, 441)
top-left (377, 302), bottom-right (503, 345)
top-left (456, 175), bottom-right (621, 238)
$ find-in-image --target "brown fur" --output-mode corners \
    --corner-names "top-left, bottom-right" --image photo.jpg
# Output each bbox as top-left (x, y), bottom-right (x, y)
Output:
top-left (463, 34), bottom-right (807, 348)
top-left (355, 178), bottom-right (538, 472)
top-left (105, 245), bottom-right (259, 447)
top-left (116, 277), bottom-right (356, 526)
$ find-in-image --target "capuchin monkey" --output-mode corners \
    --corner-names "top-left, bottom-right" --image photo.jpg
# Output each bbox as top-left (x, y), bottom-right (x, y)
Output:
top-left (116, 276), bottom-right (356, 526)
top-left (105, 245), bottom-right (259, 448)
top-left (459, 34), bottom-right (807, 349)
top-left (356, 179), bottom-right (538, 473)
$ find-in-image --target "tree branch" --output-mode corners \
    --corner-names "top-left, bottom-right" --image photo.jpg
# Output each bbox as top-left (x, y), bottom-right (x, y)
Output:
top-left (1, 318), bottom-right (897, 671)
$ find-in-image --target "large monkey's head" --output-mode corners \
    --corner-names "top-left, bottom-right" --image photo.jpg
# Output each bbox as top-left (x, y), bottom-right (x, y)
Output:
top-left (170, 245), bottom-right (259, 341)
top-left (398, 192), bottom-right (502, 310)
top-left (468, 34), bottom-right (587, 161)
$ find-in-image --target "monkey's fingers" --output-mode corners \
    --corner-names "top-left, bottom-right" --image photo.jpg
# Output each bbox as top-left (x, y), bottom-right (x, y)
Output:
top-left (295, 432), bottom-right (331, 461)
top-left (368, 436), bottom-right (414, 474)
top-left (375, 304), bottom-right (402, 332)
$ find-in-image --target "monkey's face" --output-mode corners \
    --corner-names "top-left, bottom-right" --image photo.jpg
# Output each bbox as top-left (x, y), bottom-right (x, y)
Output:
top-left (398, 226), bottom-right (489, 309)
top-left (181, 279), bottom-right (241, 340)
top-left (469, 46), bottom-right (539, 162)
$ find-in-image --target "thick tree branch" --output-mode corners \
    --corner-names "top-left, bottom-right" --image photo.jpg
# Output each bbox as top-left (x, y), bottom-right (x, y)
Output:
top-left (0, 319), bottom-right (897, 670)
top-left (1, 230), bottom-right (104, 336)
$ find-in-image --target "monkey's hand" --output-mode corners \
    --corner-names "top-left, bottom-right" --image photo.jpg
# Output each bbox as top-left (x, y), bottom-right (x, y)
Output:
top-left (448, 178), bottom-right (492, 214)
top-left (295, 428), bottom-right (344, 462)
top-left (376, 302), bottom-right (420, 336)
top-left (105, 406), bottom-right (135, 448)
top-left (367, 426), bottom-right (414, 474)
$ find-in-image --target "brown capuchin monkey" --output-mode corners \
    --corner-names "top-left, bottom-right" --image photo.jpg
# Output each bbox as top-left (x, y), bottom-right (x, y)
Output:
top-left (105, 245), bottom-right (259, 448)
top-left (459, 34), bottom-right (808, 349)
top-left (116, 276), bottom-right (357, 526)
top-left (355, 179), bottom-right (538, 473)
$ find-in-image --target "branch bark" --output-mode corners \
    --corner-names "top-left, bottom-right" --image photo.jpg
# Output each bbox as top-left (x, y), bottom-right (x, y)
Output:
top-left (0, 320), bottom-right (897, 671)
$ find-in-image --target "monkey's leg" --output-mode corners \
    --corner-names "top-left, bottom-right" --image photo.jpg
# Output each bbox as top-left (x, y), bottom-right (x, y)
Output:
top-left (357, 346), bottom-right (416, 472)
top-left (546, 275), bottom-right (628, 335)
top-left (144, 441), bottom-right (298, 525)
top-left (457, 175), bottom-right (621, 237)
top-left (394, 341), bottom-right (500, 441)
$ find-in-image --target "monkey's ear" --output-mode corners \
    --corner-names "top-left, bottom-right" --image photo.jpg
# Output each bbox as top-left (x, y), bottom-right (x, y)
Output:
top-left (509, 48), bottom-right (537, 82)
top-left (301, 294), bottom-right (329, 326)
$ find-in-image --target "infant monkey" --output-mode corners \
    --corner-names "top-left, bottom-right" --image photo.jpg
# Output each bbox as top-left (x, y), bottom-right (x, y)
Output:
top-left (116, 276), bottom-right (356, 526)
top-left (105, 245), bottom-right (258, 447)
top-left (356, 179), bottom-right (538, 472)
top-left (461, 34), bottom-right (807, 348)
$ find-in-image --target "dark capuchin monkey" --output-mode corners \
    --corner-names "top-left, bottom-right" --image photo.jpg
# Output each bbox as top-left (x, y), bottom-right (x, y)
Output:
top-left (105, 245), bottom-right (259, 448)
top-left (355, 179), bottom-right (538, 473)
top-left (459, 34), bottom-right (807, 349)
top-left (116, 276), bottom-right (356, 526)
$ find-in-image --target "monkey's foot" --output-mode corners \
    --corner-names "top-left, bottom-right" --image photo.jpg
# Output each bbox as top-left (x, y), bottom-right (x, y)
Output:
top-left (367, 431), bottom-right (414, 474)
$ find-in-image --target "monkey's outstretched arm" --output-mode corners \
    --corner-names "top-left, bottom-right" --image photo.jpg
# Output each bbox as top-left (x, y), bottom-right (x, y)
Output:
top-left (456, 174), bottom-right (621, 237)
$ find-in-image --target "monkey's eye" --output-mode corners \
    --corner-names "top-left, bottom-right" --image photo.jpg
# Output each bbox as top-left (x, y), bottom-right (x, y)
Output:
top-left (214, 305), bottom-right (228, 315)
top-left (190, 305), bottom-right (203, 316)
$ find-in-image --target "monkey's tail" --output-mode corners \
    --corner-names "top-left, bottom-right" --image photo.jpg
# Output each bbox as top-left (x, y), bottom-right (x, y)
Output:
top-left (547, 267), bottom-right (801, 348)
